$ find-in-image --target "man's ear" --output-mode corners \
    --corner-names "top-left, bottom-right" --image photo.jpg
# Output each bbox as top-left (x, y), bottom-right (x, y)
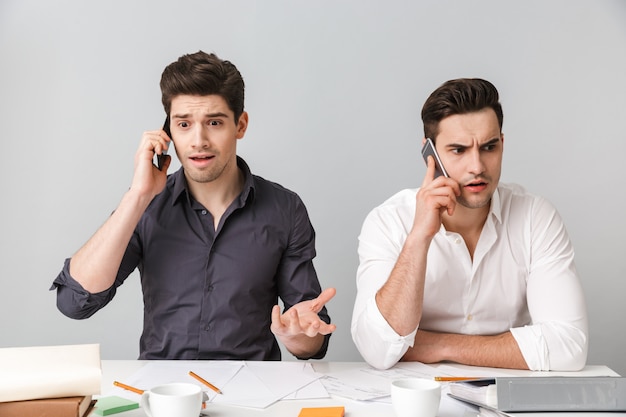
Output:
top-left (236, 111), bottom-right (249, 139)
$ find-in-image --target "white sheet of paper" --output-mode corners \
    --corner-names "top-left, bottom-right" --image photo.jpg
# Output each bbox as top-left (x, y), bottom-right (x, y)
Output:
top-left (111, 360), bottom-right (243, 402)
top-left (321, 362), bottom-right (443, 402)
top-left (284, 378), bottom-right (329, 400)
top-left (212, 362), bottom-right (324, 408)
top-left (110, 360), bottom-right (325, 409)
top-left (0, 344), bottom-right (101, 402)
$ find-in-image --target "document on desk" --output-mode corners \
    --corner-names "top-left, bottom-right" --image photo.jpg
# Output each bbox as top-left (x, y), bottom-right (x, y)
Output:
top-left (321, 362), bottom-right (448, 402)
top-left (112, 360), bottom-right (327, 409)
top-left (113, 360), bottom-right (243, 400)
top-left (211, 361), bottom-right (326, 408)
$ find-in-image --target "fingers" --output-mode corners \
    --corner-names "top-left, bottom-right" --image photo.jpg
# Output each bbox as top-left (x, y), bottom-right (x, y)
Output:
top-left (270, 304), bottom-right (282, 328)
top-left (159, 154), bottom-right (172, 171)
top-left (287, 309), bottom-right (305, 335)
top-left (421, 155), bottom-right (437, 188)
top-left (418, 155), bottom-right (460, 216)
top-left (310, 287), bottom-right (336, 312)
top-left (139, 129), bottom-right (171, 160)
top-left (315, 322), bottom-right (337, 336)
top-left (272, 307), bottom-right (306, 336)
top-left (149, 130), bottom-right (171, 156)
top-left (413, 169), bottom-right (461, 237)
top-left (289, 309), bottom-right (331, 338)
top-left (270, 304), bottom-right (336, 338)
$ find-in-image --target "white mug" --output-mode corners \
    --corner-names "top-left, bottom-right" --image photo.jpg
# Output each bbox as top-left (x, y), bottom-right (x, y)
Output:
top-left (391, 378), bottom-right (441, 417)
top-left (140, 382), bottom-right (204, 417)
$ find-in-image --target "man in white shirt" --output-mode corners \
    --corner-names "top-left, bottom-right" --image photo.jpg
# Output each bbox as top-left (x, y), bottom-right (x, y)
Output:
top-left (351, 78), bottom-right (588, 371)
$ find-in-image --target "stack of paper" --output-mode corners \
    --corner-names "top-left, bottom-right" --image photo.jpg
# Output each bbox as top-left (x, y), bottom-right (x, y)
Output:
top-left (0, 344), bottom-right (101, 402)
top-left (0, 344), bottom-right (101, 417)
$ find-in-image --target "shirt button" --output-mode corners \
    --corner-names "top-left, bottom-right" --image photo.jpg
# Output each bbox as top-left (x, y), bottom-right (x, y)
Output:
top-left (201, 209), bottom-right (208, 215)
top-left (455, 238), bottom-right (462, 244)
top-left (467, 314), bottom-right (473, 321)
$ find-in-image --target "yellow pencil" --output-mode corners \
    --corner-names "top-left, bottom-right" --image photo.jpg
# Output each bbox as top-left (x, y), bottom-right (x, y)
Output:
top-left (115, 380), bottom-right (208, 409)
top-left (113, 380), bottom-right (145, 395)
top-left (434, 376), bottom-right (484, 382)
top-left (189, 370), bottom-right (223, 394)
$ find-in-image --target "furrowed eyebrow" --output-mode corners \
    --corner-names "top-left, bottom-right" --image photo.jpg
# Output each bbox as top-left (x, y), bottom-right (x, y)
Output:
top-left (446, 137), bottom-right (501, 149)
top-left (482, 138), bottom-right (501, 147)
top-left (204, 112), bottom-right (230, 119)
top-left (171, 112), bottom-right (230, 119)
top-left (445, 142), bottom-right (468, 150)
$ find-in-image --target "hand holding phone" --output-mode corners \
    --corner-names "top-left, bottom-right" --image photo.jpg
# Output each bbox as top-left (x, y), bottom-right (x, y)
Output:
top-left (156, 117), bottom-right (171, 171)
top-left (421, 138), bottom-right (448, 179)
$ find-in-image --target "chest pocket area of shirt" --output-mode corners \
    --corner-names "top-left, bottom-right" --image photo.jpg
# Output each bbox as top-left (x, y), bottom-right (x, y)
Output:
top-left (208, 223), bottom-right (287, 294)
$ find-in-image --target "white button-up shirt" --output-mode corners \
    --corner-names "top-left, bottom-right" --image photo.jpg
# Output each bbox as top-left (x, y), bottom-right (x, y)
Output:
top-left (351, 183), bottom-right (588, 371)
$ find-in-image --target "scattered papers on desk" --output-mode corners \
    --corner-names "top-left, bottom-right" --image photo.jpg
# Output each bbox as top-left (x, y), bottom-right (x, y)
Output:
top-left (0, 344), bottom-right (101, 402)
top-left (435, 364), bottom-right (516, 379)
top-left (320, 361), bottom-right (449, 402)
top-left (110, 360), bottom-right (327, 409)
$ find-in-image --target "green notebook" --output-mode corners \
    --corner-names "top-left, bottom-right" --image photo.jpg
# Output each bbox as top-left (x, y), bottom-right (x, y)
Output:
top-left (93, 396), bottom-right (139, 415)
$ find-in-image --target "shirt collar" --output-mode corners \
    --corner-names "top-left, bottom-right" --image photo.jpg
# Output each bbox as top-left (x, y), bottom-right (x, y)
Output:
top-left (489, 186), bottom-right (503, 224)
top-left (171, 156), bottom-right (255, 206)
top-left (439, 185), bottom-right (503, 234)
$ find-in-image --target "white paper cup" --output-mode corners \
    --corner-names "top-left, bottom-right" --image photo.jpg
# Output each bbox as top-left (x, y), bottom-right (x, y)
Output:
top-left (140, 382), bottom-right (203, 417)
top-left (391, 378), bottom-right (441, 417)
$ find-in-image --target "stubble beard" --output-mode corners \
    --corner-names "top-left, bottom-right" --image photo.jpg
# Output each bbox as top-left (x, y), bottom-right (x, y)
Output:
top-left (186, 164), bottom-right (227, 184)
top-left (456, 193), bottom-right (492, 209)
top-left (182, 151), bottom-right (229, 184)
top-left (456, 175), bottom-right (496, 209)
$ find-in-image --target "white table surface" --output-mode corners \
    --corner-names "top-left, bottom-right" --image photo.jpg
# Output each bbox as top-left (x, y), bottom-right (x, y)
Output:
top-left (99, 361), bottom-right (621, 417)
top-left (100, 361), bottom-right (403, 417)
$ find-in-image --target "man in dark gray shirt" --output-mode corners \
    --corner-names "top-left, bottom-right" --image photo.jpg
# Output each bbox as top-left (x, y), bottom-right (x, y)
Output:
top-left (51, 51), bottom-right (335, 360)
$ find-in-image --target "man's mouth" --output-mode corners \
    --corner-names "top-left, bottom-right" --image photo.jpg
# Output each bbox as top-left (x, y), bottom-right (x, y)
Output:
top-left (190, 155), bottom-right (214, 161)
top-left (188, 154), bottom-right (216, 168)
top-left (465, 181), bottom-right (488, 191)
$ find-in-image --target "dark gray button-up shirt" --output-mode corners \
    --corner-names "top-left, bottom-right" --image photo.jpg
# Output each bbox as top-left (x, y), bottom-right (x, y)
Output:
top-left (52, 157), bottom-right (330, 360)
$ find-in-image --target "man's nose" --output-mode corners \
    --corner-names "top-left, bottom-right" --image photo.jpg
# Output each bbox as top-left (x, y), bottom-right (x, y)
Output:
top-left (468, 149), bottom-right (486, 175)
top-left (190, 125), bottom-right (210, 147)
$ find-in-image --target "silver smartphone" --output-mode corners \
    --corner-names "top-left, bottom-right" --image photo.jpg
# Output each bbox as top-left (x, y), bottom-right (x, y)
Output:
top-left (421, 138), bottom-right (449, 178)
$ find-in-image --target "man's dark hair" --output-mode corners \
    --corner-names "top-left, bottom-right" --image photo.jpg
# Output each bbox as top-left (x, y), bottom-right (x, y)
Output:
top-left (160, 51), bottom-right (245, 123)
top-left (421, 78), bottom-right (503, 142)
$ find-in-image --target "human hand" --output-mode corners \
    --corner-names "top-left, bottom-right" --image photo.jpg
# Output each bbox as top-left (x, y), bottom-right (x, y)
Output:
top-left (130, 127), bottom-right (172, 199)
top-left (412, 153), bottom-right (460, 239)
top-left (270, 288), bottom-right (337, 339)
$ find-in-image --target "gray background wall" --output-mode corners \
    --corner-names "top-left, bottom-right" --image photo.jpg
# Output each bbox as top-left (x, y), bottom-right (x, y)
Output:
top-left (1, 0), bottom-right (625, 375)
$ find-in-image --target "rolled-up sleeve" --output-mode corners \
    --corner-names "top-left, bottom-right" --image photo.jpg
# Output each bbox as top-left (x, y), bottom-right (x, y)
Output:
top-left (353, 297), bottom-right (417, 369)
top-left (351, 200), bottom-right (417, 369)
top-left (50, 258), bottom-right (118, 319)
top-left (510, 197), bottom-right (588, 371)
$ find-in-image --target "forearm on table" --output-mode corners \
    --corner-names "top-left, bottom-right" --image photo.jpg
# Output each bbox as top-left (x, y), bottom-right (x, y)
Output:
top-left (402, 329), bottom-right (529, 370)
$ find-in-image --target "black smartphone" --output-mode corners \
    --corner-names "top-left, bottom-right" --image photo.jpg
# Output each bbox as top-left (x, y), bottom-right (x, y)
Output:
top-left (157, 117), bottom-right (171, 171)
top-left (421, 138), bottom-right (449, 178)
